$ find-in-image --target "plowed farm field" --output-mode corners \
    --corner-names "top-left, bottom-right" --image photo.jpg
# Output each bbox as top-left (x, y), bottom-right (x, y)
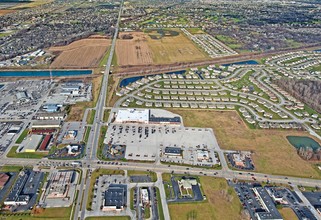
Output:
top-left (115, 31), bottom-right (209, 66)
top-left (49, 36), bottom-right (111, 68)
top-left (116, 32), bottom-right (153, 66)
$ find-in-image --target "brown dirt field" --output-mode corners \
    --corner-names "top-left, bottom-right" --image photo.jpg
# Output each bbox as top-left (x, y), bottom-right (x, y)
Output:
top-left (49, 37), bottom-right (111, 68)
top-left (146, 31), bottom-right (209, 64)
top-left (169, 109), bottom-right (321, 179)
top-left (0, 10), bottom-right (15, 16)
top-left (116, 32), bottom-right (153, 66)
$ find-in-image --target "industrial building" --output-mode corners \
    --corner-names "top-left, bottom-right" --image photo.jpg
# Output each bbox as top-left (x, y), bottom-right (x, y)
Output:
top-left (42, 104), bottom-right (62, 113)
top-left (4, 170), bottom-right (44, 207)
top-left (19, 134), bottom-right (43, 152)
top-left (46, 170), bottom-right (75, 199)
top-left (102, 184), bottom-right (127, 212)
top-left (32, 120), bottom-right (61, 129)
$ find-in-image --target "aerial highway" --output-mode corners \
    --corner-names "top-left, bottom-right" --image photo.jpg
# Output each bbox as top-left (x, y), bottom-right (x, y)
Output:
top-left (73, 1), bottom-right (124, 220)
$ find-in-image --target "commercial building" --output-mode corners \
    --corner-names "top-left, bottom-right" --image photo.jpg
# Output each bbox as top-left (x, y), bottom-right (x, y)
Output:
top-left (47, 170), bottom-right (75, 199)
top-left (141, 188), bottom-right (149, 205)
top-left (102, 184), bottom-right (127, 212)
top-left (115, 109), bottom-right (149, 124)
top-left (164, 147), bottom-right (182, 157)
top-left (197, 149), bottom-right (210, 162)
top-left (178, 177), bottom-right (198, 190)
top-left (20, 134), bottom-right (43, 152)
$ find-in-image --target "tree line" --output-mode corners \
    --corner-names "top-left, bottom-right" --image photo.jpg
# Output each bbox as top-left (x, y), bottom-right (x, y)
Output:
top-left (274, 78), bottom-right (321, 113)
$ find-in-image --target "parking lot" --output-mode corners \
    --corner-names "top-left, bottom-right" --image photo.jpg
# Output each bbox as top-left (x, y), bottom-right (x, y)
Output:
top-left (91, 175), bottom-right (128, 213)
top-left (104, 123), bottom-right (220, 163)
top-left (57, 122), bottom-right (86, 144)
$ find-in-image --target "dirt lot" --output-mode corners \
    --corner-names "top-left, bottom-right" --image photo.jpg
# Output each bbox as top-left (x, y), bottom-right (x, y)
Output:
top-left (0, 9), bottom-right (15, 16)
top-left (115, 30), bottom-right (209, 67)
top-left (116, 32), bottom-right (153, 66)
top-left (168, 176), bottom-right (243, 220)
top-left (169, 109), bottom-right (321, 179)
top-left (49, 36), bottom-right (111, 68)
top-left (146, 30), bottom-right (208, 64)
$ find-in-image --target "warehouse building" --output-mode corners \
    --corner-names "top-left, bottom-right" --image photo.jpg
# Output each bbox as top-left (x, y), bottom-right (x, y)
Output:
top-left (32, 120), bottom-right (61, 129)
top-left (19, 134), bottom-right (43, 152)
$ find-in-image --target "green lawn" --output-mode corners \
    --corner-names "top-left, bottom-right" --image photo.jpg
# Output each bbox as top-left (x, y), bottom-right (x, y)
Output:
top-left (0, 207), bottom-right (72, 220)
top-left (7, 146), bottom-right (47, 159)
top-left (103, 109), bottom-right (111, 122)
top-left (15, 129), bottom-right (28, 144)
top-left (97, 126), bottom-right (107, 160)
top-left (87, 109), bottom-right (96, 124)
top-left (86, 168), bottom-right (124, 210)
top-left (83, 127), bottom-right (91, 143)
top-left (168, 176), bottom-right (242, 220)
top-left (0, 165), bottom-right (23, 172)
top-left (155, 187), bottom-right (165, 220)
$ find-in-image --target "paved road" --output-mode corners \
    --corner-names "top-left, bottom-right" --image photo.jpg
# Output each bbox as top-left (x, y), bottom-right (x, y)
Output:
top-left (74, 1), bottom-right (123, 220)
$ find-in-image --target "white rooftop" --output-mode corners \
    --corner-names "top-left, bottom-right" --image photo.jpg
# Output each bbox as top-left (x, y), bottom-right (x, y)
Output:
top-left (115, 109), bottom-right (149, 123)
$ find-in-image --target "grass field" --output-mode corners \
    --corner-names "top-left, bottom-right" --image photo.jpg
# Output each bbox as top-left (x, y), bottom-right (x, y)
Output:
top-left (87, 109), bottom-right (96, 124)
top-left (86, 168), bottom-right (124, 210)
top-left (169, 109), bottom-right (321, 179)
top-left (97, 126), bottom-right (107, 160)
top-left (7, 146), bottom-right (47, 159)
top-left (127, 170), bottom-right (157, 182)
top-left (50, 36), bottom-right (111, 68)
top-left (83, 127), bottom-right (91, 143)
top-left (0, 207), bottom-right (71, 220)
top-left (0, 165), bottom-right (23, 172)
top-left (186, 28), bottom-right (205, 34)
top-left (279, 208), bottom-right (298, 220)
top-left (146, 30), bottom-right (208, 64)
top-left (168, 176), bottom-right (242, 220)
top-left (15, 129), bottom-right (28, 144)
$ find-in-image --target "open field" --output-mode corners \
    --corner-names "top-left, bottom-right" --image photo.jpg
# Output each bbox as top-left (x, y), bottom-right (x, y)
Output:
top-left (168, 176), bottom-right (243, 220)
top-left (116, 32), bottom-right (153, 66)
top-left (279, 208), bottom-right (298, 220)
top-left (146, 30), bottom-right (208, 64)
top-left (49, 36), bottom-right (111, 68)
top-left (1, 207), bottom-right (71, 220)
top-left (0, 9), bottom-right (15, 16)
top-left (169, 109), bottom-right (321, 179)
